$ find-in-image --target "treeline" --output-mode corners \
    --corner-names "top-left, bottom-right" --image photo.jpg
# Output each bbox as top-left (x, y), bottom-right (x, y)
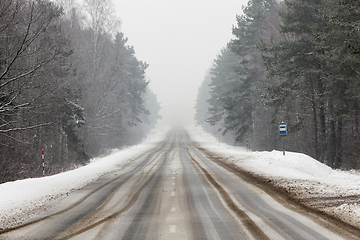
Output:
top-left (0, 0), bottom-right (160, 183)
top-left (196, 0), bottom-right (360, 169)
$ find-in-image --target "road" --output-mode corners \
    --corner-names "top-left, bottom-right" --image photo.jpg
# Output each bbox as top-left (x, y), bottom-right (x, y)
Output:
top-left (0, 128), bottom-right (357, 239)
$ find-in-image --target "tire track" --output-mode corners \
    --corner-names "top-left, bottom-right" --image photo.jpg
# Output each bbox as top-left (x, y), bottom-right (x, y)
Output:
top-left (57, 150), bottom-right (165, 239)
top-left (120, 150), bottom-right (170, 239)
top-left (59, 142), bottom-right (175, 240)
top-left (179, 142), bottom-right (208, 240)
top-left (0, 134), bottom-right (173, 239)
top-left (185, 147), bottom-right (271, 240)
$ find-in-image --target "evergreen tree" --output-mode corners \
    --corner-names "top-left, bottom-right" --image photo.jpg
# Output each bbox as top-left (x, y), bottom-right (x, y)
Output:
top-left (207, 48), bottom-right (239, 131)
top-left (321, 0), bottom-right (360, 167)
top-left (261, 0), bottom-right (329, 163)
top-left (195, 72), bottom-right (212, 129)
top-left (261, 0), bottom-right (360, 167)
top-left (206, 0), bottom-right (281, 143)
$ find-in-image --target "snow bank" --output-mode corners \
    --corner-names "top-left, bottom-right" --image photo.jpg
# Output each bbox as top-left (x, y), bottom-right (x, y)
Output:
top-left (0, 126), bottom-right (169, 228)
top-left (187, 125), bottom-right (360, 227)
top-left (1, 125), bottom-right (359, 229)
top-left (187, 125), bottom-right (358, 182)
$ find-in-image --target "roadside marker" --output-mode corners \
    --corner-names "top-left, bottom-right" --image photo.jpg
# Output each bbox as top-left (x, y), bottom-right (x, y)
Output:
top-left (279, 122), bottom-right (287, 155)
top-left (246, 136), bottom-right (248, 151)
top-left (42, 150), bottom-right (45, 177)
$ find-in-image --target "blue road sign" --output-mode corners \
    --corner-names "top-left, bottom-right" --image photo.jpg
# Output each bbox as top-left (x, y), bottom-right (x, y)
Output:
top-left (279, 122), bottom-right (287, 135)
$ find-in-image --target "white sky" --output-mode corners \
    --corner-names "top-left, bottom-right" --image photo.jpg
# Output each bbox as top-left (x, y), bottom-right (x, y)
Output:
top-left (113, 0), bottom-right (249, 125)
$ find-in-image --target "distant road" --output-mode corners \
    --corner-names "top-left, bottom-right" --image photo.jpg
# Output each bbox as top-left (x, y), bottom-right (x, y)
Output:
top-left (0, 128), bottom-right (357, 239)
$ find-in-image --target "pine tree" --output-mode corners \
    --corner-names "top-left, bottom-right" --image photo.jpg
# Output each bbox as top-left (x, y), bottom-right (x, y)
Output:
top-left (195, 72), bottom-right (212, 130)
top-left (261, 0), bottom-right (360, 167)
top-left (207, 48), bottom-right (239, 131)
top-left (217, 0), bottom-right (281, 142)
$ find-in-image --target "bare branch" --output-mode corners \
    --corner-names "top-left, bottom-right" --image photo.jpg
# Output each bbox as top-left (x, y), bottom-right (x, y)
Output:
top-left (0, 132), bottom-right (31, 144)
top-left (0, 4), bottom-right (33, 81)
top-left (0, 57), bottom-right (53, 89)
top-left (0, 120), bottom-right (58, 133)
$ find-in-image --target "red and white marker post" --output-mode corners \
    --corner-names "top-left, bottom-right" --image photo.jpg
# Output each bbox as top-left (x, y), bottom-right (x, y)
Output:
top-left (246, 136), bottom-right (249, 151)
top-left (42, 149), bottom-right (45, 177)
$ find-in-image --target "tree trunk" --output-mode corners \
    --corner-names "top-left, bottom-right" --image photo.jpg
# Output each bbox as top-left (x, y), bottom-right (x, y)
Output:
top-left (335, 118), bottom-right (343, 168)
top-left (319, 101), bottom-right (327, 164)
top-left (328, 101), bottom-right (336, 168)
top-left (312, 96), bottom-right (320, 160)
top-left (316, 76), bottom-right (327, 164)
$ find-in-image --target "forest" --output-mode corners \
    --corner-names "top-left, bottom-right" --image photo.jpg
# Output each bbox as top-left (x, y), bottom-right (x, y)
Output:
top-left (0, 0), bottom-right (160, 183)
top-left (196, 0), bottom-right (360, 169)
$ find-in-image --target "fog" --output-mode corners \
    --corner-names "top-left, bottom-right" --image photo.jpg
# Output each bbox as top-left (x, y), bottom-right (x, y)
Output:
top-left (114, 0), bottom-right (249, 126)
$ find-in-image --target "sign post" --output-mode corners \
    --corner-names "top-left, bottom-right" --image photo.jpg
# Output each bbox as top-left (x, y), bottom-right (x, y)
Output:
top-left (42, 150), bottom-right (45, 177)
top-left (279, 122), bottom-right (287, 155)
top-left (246, 136), bottom-right (249, 151)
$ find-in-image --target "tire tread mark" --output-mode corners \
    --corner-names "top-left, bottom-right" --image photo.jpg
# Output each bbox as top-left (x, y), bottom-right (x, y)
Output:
top-left (179, 141), bottom-right (208, 240)
top-left (59, 144), bottom-right (173, 240)
top-left (195, 145), bottom-right (360, 240)
top-left (56, 150), bottom-right (165, 239)
top-left (185, 148), bottom-right (271, 240)
top-left (0, 143), bottom-right (166, 236)
top-left (121, 142), bottom-right (175, 239)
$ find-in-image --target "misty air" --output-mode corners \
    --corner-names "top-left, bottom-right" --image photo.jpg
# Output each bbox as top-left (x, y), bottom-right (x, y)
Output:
top-left (1, 0), bottom-right (360, 239)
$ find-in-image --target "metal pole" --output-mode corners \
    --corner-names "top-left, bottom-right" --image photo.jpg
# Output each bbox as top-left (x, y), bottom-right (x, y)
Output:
top-left (282, 136), bottom-right (285, 155)
top-left (42, 150), bottom-right (45, 177)
top-left (247, 136), bottom-right (248, 151)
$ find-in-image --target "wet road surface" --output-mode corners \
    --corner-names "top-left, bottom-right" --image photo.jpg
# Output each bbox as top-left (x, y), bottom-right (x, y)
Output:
top-left (0, 128), bottom-right (355, 240)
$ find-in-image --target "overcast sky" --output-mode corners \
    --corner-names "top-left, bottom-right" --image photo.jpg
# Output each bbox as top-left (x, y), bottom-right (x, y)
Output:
top-left (113, 0), bottom-right (249, 125)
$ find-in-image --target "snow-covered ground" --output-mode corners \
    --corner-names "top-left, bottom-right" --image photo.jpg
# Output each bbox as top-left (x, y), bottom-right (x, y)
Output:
top-left (0, 126), bottom-right (170, 229)
top-left (1, 125), bottom-right (360, 230)
top-left (187, 125), bottom-right (360, 228)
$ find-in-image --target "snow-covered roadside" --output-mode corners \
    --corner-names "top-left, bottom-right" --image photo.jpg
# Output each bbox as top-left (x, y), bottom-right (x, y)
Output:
top-left (186, 125), bottom-right (360, 228)
top-left (0, 126), bottom-right (169, 229)
top-left (2, 125), bottom-right (359, 230)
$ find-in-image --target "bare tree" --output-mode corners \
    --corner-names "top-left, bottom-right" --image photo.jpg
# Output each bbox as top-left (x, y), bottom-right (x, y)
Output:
top-left (0, 0), bottom-right (85, 182)
top-left (0, 0), bottom-right (65, 135)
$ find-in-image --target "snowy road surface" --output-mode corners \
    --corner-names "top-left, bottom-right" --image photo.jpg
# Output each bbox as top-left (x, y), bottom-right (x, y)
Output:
top-left (0, 128), bottom-right (358, 239)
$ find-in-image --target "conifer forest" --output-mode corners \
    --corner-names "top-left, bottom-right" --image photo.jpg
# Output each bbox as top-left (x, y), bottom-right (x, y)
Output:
top-left (195, 0), bottom-right (360, 170)
top-left (0, 0), bottom-right (160, 183)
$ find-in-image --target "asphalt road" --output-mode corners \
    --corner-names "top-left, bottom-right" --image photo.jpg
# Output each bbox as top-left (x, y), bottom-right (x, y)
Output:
top-left (0, 128), bottom-right (356, 239)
